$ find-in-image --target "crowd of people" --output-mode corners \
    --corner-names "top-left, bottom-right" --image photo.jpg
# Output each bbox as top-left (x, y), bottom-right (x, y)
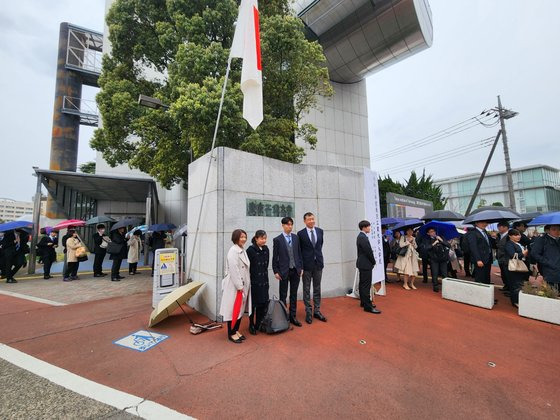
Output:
top-left (0, 223), bottom-right (175, 283)
top-left (381, 220), bottom-right (560, 307)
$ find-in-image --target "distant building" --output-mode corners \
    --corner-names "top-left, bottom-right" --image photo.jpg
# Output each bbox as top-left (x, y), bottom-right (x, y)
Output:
top-left (0, 199), bottom-right (34, 222)
top-left (436, 165), bottom-right (560, 214)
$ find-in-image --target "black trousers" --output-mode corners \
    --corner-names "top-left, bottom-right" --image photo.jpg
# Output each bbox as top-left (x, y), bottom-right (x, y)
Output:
top-left (43, 255), bottom-right (54, 277)
top-left (508, 270), bottom-right (529, 305)
top-left (421, 258), bottom-right (430, 282)
top-left (227, 318), bottom-right (242, 336)
top-left (129, 262), bottom-right (138, 274)
top-left (498, 262), bottom-right (509, 291)
top-left (474, 261), bottom-right (492, 284)
top-left (383, 258), bottom-right (390, 280)
top-left (111, 258), bottom-right (123, 278)
top-left (279, 268), bottom-right (300, 318)
top-left (93, 250), bottom-right (106, 275)
top-left (65, 262), bottom-right (78, 279)
top-left (431, 261), bottom-right (447, 286)
top-left (250, 303), bottom-right (267, 329)
top-left (358, 269), bottom-right (373, 310)
top-left (463, 254), bottom-right (472, 276)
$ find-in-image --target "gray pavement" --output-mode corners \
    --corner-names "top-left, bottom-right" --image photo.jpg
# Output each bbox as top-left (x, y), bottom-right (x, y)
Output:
top-left (0, 359), bottom-right (138, 419)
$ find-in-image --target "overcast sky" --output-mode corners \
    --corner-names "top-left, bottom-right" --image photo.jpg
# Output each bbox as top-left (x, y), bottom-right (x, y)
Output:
top-left (1, 0), bottom-right (559, 202)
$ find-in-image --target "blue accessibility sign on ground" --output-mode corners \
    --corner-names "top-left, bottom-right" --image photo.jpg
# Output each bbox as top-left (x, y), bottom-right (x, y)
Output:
top-left (113, 330), bottom-right (169, 352)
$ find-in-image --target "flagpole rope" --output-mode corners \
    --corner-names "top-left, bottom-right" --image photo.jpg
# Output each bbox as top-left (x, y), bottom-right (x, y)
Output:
top-left (186, 56), bottom-right (233, 283)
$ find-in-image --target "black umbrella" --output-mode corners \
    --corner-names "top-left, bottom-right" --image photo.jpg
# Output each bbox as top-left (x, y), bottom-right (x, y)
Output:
top-left (110, 218), bottom-right (142, 231)
top-left (512, 211), bottom-right (542, 223)
top-left (468, 206), bottom-right (521, 217)
top-left (421, 210), bottom-right (465, 221)
top-left (392, 218), bottom-right (424, 231)
top-left (86, 216), bottom-right (117, 226)
top-left (463, 209), bottom-right (520, 224)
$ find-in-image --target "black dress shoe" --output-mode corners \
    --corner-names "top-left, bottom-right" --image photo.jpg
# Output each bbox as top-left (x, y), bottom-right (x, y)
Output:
top-left (290, 317), bottom-right (302, 327)
top-left (433, 285), bottom-right (439, 292)
top-left (94, 274), bottom-right (102, 277)
top-left (117, 275), bottom-right (125, 279)
top-left (364, 307), bottom-right (381, 314)
top-left (313, 313), bottom-right (327, 322)
top-left (6, 278), bottom-right (17, 283)
top-left (249, 325), bottom-right (257, 335)
top-left (111, 278), bottom-right (121, 282)
top-left (228, 336), bottom-right (243, 344)
top-left (306, 314), bottom-right (312, 324)
top-left (238, 334), bottom-right (246, 340)
top-left (100, 273), bottom-right (108, 277)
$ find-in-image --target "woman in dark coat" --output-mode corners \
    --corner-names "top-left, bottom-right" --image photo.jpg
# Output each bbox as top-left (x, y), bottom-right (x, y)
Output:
top-left (110, 227), bottom-right (128, 281)
top-left (504, 228), bottom-right (530, 307)
top-left (246, 230), bottom-right (270, 335)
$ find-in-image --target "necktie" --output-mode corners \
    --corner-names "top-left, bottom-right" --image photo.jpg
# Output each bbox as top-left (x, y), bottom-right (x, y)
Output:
top-left (310, 229), bottom-right (316, 246)
top-left (286, 235), bottom-right (291, 246)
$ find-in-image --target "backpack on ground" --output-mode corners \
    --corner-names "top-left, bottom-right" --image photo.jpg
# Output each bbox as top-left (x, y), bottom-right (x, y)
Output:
top-left (260, 297), bottom-right (290, 334)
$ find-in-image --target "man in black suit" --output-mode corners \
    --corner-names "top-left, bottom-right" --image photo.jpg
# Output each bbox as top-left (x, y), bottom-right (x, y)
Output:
top-left (273, 217), bottom-right (303, 326)
top-left (356, 220), bottom-right (381, 314)
top-left (416, 233), bottom-right (431, 283)
top-left (297, 212), bottom-right (326, 324)
top-left (466, 221), bottom-right (494, 284)
top-left (495, 222), bottom-right (510, 294)
top-left (92, 224), bottom-right (109, 277)
top-left (37, 230), bottom-right (58, 279)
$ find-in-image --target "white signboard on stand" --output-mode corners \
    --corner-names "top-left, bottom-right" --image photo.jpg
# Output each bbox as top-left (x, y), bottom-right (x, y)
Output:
top-left (363, 168), bottom-right (386, 294)
top-left (152, 248), bottom-right (179, 308)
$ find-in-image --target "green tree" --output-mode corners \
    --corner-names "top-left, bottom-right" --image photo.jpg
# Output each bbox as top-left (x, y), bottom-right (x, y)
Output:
top-left (79, 161), bottom-right (96, 174)
top-left (491, 201), bottom-right (504, 207)
top-left (378, 176), bottom-right (403, 217)
top-left (401, 170), bottom-right (447, 211)
top-left (91, 0), bottom-right (332, 188)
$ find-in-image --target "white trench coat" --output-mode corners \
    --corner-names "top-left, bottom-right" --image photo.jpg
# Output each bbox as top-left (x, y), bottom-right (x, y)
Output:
top-left (219, 244), bottom-right (252, 321)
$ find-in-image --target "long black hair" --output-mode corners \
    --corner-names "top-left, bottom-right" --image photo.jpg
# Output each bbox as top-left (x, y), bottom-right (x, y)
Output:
top-left (251, 230), bottom-right (267, 246)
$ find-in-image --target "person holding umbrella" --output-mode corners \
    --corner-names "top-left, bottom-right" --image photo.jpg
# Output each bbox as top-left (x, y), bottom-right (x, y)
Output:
top-left (127, 230), bottom-right (142, 275)
top-left (531, 224), bottom-right (560, 290)
top-left (424, 227), bottom-right (450, 293)
top-left (63, 229), bottom-right (82, 282)
top-left (110, 227), bottom-right (128, 281)
top-left (37, 229), bottom-right (58, 279)
top-left (394, 227), bottom-right (420, 290)
top-left (466, 221), bottom-right (495, 284)
top-left (219, 229), bottom-right (251, 343)
top-left (93, 224), bottom-right (110, 277)
top-left (504, 228), bottom-right (530, 307)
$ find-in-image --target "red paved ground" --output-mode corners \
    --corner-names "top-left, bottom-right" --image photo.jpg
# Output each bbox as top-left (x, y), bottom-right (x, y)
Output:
top-left (1, 283), bottom-right (558, 419)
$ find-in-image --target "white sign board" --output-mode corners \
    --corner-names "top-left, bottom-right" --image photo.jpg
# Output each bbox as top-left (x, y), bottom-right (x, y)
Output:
top-left (363, 168), bottom-right (385, 285)
top-left (113, 330), bottom-right (169, 352)
top-left (152, 248), bottom-right (179, 308)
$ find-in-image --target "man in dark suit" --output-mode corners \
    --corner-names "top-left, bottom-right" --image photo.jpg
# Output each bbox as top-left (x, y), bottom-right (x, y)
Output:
top-left (92, 224), bottom-right (109, 277)
top-left (466, 221), bottom-right (494, 284)
top-left (416, 233), bottom-right (431, 283)
top-left (273, 217), bottom-right (303, 327)
top-left (495, 222), bottom-right (510, 294)
top-left (297, 212), bottom-right (326, 324)
top-left (356, 220), bottom-right (381, 314)
top-left (37, 230), bottom-right (58, 279)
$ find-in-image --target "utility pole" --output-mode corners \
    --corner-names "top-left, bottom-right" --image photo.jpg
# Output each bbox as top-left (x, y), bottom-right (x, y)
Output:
top-left (496, 95), bottom-right (518, 211)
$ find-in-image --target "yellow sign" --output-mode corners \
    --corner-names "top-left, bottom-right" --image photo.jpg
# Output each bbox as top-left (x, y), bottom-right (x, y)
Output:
top-left (159, 253), bottom-right (176, 263)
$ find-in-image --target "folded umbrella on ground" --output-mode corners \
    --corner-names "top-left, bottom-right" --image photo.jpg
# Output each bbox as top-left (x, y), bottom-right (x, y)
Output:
top-left (421, 210), bottom-right (465, 221)
top-left (527, 211), bottom-right (560, 226)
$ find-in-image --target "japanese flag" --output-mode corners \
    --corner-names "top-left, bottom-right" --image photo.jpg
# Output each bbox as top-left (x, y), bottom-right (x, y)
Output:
top-left (230, 0), bottom-right (263, 130)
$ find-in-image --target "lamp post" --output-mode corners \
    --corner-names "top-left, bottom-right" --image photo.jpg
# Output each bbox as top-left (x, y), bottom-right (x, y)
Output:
top-left (138, 94), bottom-right (169, 110)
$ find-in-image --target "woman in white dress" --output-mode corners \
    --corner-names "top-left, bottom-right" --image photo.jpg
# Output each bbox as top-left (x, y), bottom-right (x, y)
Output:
top-left (219, 229), bottom-right (252, 343)
top-left (394, 227), bottom-right (420, 290)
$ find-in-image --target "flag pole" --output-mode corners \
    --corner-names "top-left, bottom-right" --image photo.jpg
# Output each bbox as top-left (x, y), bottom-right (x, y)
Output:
top-left (186, 56), bottom-right (233, 282)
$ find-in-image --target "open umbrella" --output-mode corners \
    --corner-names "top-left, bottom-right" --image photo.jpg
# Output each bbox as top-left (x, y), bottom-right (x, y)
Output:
top-left (392, 218), bottom-right (424, 231)
top-left (468, 206), bottom-right (521, 217)
top-left (528, 211), bottom-right (560, 226)
top-left (86, 216), bottom-right (117, 226)
top-left (149, 223), bottom-right (177, 232)
top-left (513, 211), bottom-right (542, 224)
top-left (421, 210), bottom-right (465, 221)
top-left (463, 209), bottom-right (520, 224)
top-left (125, 225), bottom-right (148, 238)
top-left (418, 221), bottom-right (460, 240)
top-left (110, 218), bottom-right (142, 231)
top-left (53, 219), bottom-right (86, 230)
top-left (148, 282), bottom-right (205, 327)
top-left (0, 220), bottom-right (33, 233)
top-left (380, 217), bottom-right (403, 227)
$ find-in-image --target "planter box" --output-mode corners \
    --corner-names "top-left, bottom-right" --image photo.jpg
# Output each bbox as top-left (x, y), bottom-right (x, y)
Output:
top-left (442, 278), bottom-right (494, 309)
top-left (518, 291), bottom-right (560, 325)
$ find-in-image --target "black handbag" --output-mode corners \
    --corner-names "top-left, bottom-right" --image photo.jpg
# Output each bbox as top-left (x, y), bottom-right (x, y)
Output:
top-left (106, 241), bottom-right (123, 255)
top-left (398, 246), bottom-right (408, 257)
top-left (77, 254), bottom-right (88, 262)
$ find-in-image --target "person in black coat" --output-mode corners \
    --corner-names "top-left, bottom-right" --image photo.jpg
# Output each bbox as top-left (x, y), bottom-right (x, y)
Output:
top-left (272, 217), bottom-right (303, 327)
top-left (531, 224), bottom-right (560, 289)
top-left (297, 212), bottom-right (327, 324)
top-left (37, 230), bottom-right (58, 279)
top-left (416, 233), bottom-right (431, 283)
top-left (149, 231), bottom-right (166, 274)
top-left (504, 228), bottom-right (530, 306)
top-left (7, 230), bottom-right (30, 283)
top-left (424, 227), bottom-right (450, 292)
top-left (110, 227), bottom-right (128, 281)
top-left (2, 231), bottom-right (17, 283)
top-left (92, 224), bottom-right (109, 277)
top-left (466, 221), bottom-right (495, 284)
top-left (246, 230), bottom-right (270, 335)
top-left (381, 227), bottom-right (392, 283)
top-left (356, 220), bottom-right (381, 314)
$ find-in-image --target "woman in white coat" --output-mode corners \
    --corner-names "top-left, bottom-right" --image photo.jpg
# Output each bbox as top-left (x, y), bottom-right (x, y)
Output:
top-left (394, 227), bottom-right (420, 290)
top-left (127, 230), bottom-right (142, 275)
top-left (219, 229), bottom-right (252, 343)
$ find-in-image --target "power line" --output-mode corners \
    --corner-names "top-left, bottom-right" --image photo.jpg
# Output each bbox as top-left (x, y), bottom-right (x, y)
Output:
top-left (373, 112), bottom-right (498, 161)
